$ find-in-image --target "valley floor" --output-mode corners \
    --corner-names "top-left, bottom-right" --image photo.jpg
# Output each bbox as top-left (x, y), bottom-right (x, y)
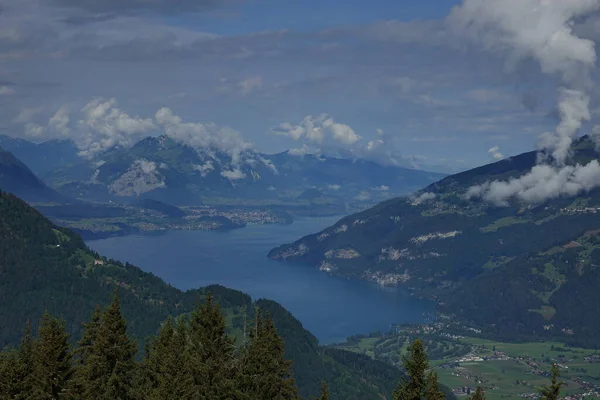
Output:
top-left (335, 325), bottom-right (600, 400)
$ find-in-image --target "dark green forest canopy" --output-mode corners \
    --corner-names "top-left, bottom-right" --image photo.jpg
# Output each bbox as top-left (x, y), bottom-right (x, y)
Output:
top-left (0, 189), bottom-right (405, 399)
top-left (0, 293), bottom-right (465, 400)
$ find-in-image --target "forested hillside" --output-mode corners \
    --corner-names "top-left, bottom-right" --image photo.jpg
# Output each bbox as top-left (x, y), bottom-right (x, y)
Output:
top-left (0, 189), bottom-right (402, 399)
top-left (0, 295), bottom-right (464, 400)
top-left (269, 136), bottom-right (600, 346)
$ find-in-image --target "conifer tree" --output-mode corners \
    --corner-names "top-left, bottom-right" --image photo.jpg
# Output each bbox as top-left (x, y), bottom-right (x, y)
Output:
top-left (470, 386), bottom-right (486, 400)
top-left (15, 322), bottom-right (34, 400)
top-left (71, 305), bottom-right (101, 397)
top-left (79, 290), bottom-right (137, 400)
top-left (425, 371), bottom-right (445, 400)
top-left (0, 323), bottom-right (34, 400)
top-left (393, 339), bottom-right (429, 400)
top-left (142, 316), bottom-right (195, 400)
top-left (0, 350), bottom-right (22, 400)
top-left (539, 364), bottom-right (563, 400)
top-left (316, 381), bottom-right (330, 400)
top-left (240, 309), bottom-right (299, 400)
top-left (31, 312), bottom-right (74, 399)
top-left (189, 293), bottom-right (238, 399)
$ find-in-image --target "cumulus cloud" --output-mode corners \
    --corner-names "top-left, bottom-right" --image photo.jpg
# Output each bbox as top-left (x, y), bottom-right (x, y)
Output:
top-left (239, 76), bottom-right (263, 95)
top-left (24, 123), bottom-right (45, 138)
top-left (135, 158), bottom-right (158, 174)
top-left (48, 106), bottom-right (70, 137)
top-left (272, 114), bottom-right (361, 146)
top-left (467, 161), bottom-right (600, 207)
top-left (451, 0), bottom-right (600, 205)
top-left (328, 184), bottom-right (341, 191)
top-left (221, 168), bottom-right (246, 180)
top-left (155, 107), bottom-right (251, 164)
top-left (355, 191), bottom-right (371, 201)
top-left (448, 0), bottom-right (600, 164)
top-left (373, 185), bottom-right (390, 191)
top-left (193, 161), bottom-right (215, 177)
top-left (274, 120), bottom-right (411, 167)
top-left (0, 86), bottom-right (14, 96)
top-left (488, 145), bottom-right (504, 160)
top-left (287, 145), bottom-right (310, 157)
top-left (412, 192), bottom-right (437, 204)
top-left (76, 98), bottom-right (156, 158)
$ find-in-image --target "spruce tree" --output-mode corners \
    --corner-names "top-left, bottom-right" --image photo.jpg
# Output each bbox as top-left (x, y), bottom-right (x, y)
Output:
top-left (72, 305), bottom-right (101, 396)
top-left (239, 309), bottom-right (299, 400)
top-left (470, 386), bottom-right (486, 400)
top-left (15, 322), bottom-right (35, 400)
top-left (316, 381), bottom-right (330, 400)
top-left (143, 316), bottom-right (195, 400)
top-left (31, 312), bottom-right (74, 399)
top-left (79, 290), bottom-right (137, 400)
top-left (189, 293), bottom-right (238, 399)
top-left (393, 339), bottom-right (429, 400)
top-left (539, 364), bottom-right (563, 400)
top-left (425, 371), bottom-right (445, 400)
top-left (0, 322), bottom-right (36, 400)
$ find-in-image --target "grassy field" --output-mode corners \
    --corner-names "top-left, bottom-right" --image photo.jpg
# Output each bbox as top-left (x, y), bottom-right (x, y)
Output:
top-left (336, 331), bottom-right (600, 399)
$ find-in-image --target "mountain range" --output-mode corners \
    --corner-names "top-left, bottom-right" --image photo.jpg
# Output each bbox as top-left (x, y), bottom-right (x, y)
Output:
top-left (0, 148), bottom-right (67, 203)
top-left (269, 135), bottom-right (600, 347)
top-left (0, 134), bottom-right (445, 208)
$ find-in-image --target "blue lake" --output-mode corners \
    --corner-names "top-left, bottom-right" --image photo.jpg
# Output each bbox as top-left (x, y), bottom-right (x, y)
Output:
top-left (87, 216), bottom-right (434, 344)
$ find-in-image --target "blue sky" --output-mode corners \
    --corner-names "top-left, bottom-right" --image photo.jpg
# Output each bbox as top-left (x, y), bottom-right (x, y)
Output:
top-left (0, 0), bottom-right (599, 173)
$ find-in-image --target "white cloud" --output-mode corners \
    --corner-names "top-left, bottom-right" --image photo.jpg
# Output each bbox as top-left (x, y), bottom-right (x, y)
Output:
top-left (77, 98), bottom-right (156, 158)
top-left (135, 158), bottom-right (158, 174)
top-left (488, 145), bottom-right (504, 160)
top-left (239, 76), bottom-right (263, 95)
top-left (355, 191), bottom-right (371, 201)
top-left (412, 192), bottom-right (437, 204)
top-left (448, 0), bottom-right (600, 165)
top-left (452, 0), bottom-right (600, 205)
top-left (221, 168), bottom-right (247, 180)
top-left (193, 161), bottom-right (215, 177)
top-left (272, 114), bottom-right (361, 146)
top-left (0, 86), bottom-right (15, 96)
top-left (373, 185), bottom-right (390, 191)
top-left (24, 122), bottom-right (45, 138)
top-left (467, 161), bottom-right (600, 207)
top-left (155, 107), bottom-right (252, 164)
top-left (328, 184), bottom-right (341, 191)
top-left (288, 144), bottom-right (311, 157)
top-left (48, 106), bottom-right (70, 137)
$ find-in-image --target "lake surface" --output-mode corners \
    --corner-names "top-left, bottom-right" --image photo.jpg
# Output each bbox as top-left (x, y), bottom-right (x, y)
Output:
top-left (87, 217), bottom-right (434, 344)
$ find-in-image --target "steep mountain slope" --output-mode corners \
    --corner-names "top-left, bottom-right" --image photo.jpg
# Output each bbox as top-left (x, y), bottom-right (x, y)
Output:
top-left (269, 136), bottom-right (600, 346)
top-left (0, 149), bottom-right (67, 203)
top-left (45, 135), bottom-right (444, 206)
top-left (0, 189), bottom-right (403, 399)
top-left (0, 134), bottom-right (80, 177)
